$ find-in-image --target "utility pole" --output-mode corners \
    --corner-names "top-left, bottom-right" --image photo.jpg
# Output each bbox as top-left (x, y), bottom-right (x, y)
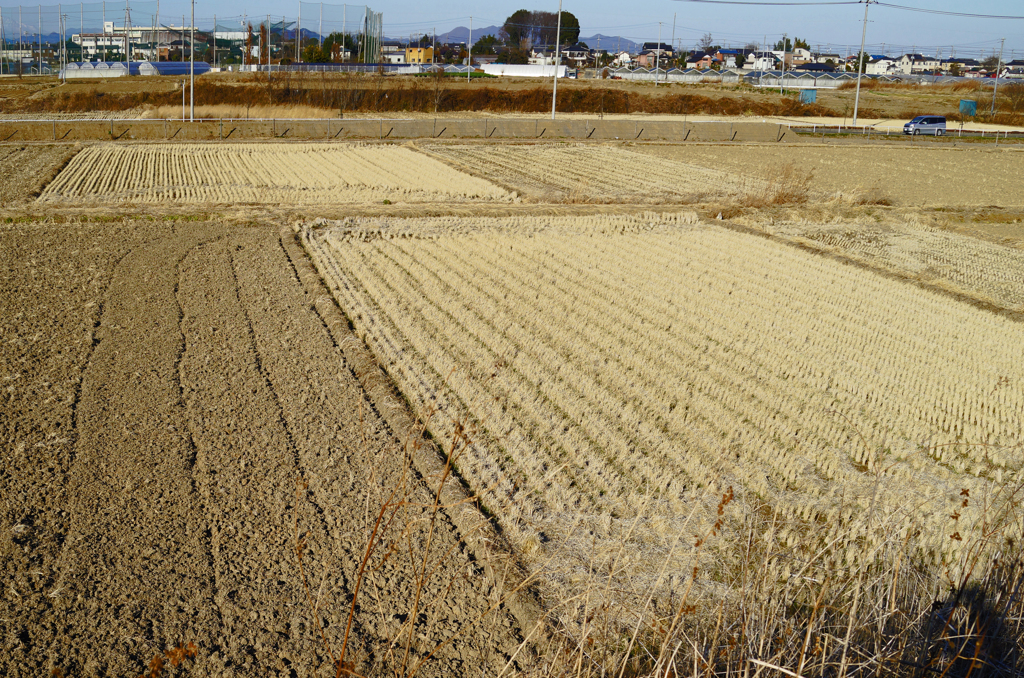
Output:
top-left (670, 13), bottom-right (676, 71)
top-left (780, 33), bottom-right (786, 94)
top-left (992, 37), bottom-right (1005, 115)
top-left (213, 14), bottom-right (216, 67)
top-left (551, 0), bottom-right (562, 119)
top-left (189, 0), bottom-right (193, 121)
top-left (852, 0), bottom-right (871, 126)
top-left (467, 15), bottom-right (472, 81)
top-left (655, 21), bottom-right (662, 86)
top-left (318, 3), bottom-right (322, 49)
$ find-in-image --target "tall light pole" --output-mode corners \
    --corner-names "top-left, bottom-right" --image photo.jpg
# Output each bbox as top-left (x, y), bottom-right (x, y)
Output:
top-left (991, 37), bottom-right (1005, 115)
top-left (851, 0), bottom-right (871, 126)
top-left (655, 22), bottom-right (662, 87)
top-left (551, 0), bottom-right (562, 119)
top-left (189, 0), bottom-right (193, 121)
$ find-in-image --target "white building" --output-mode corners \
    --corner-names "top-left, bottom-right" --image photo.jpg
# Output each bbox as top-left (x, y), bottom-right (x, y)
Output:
top-left (73, 22), bottom-right (195, 59)
top-left (866, 58), bottom-right (898, 75)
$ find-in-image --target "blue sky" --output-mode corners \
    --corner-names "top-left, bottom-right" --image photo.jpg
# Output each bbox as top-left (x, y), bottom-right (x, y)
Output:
top-left (208, 0), bottom-right (1020, 59)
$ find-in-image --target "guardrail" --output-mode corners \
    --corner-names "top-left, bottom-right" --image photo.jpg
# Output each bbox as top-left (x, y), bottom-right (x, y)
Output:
top-left (789, 123), bottom-right (1024, 141)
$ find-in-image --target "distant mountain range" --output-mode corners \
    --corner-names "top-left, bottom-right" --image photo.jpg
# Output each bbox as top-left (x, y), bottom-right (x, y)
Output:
top-left (580, 34), bottom-right (638, 54)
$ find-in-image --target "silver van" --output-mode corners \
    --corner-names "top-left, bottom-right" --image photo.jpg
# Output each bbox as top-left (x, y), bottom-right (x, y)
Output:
top-left (903, 116), bottom-right (947, 136)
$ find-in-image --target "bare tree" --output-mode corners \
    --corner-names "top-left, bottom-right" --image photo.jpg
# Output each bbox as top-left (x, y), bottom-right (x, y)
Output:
top-left (699, 33), bottom-right (715, 52)
top-left (430, 65), bottom-right (448, 113)
top-left (1003, 83), bottom-right (1024, 114)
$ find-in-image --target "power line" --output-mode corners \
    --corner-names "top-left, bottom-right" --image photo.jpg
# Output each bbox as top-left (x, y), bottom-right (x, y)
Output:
top-left (874, 3), bottom-right (1024, 20)
top-left (671, 0), bottom-right (860, 5)
top-left (672, 0), bottom-right (1024, 20)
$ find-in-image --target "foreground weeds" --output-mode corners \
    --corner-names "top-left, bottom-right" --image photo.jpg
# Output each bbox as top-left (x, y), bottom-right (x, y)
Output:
top-left (303, 403), bottom-right (1024, 677)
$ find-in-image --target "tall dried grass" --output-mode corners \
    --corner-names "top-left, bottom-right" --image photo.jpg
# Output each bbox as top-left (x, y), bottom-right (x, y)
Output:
top-left (14, 79), bottom-right (836, 118)
top-left (740, 162), bottom-right (814, 207)
top-left (324, 401), bottom-right (1024, 678)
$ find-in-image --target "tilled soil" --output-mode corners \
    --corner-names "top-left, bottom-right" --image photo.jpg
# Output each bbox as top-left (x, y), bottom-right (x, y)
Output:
top-left (0, 144), bottom-right (79, 206)
top-left (0, 219), bottom-right (527, 677)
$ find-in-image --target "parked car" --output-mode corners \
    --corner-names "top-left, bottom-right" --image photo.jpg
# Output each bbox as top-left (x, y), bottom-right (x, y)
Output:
top-left (903, 115), bottom-right (947, 136)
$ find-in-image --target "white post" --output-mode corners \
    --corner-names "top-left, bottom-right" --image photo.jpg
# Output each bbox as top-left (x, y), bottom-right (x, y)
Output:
top-left (213, 14), bottom-right (216, 67)
top-left (551, 0), bottom-right (562, 119)
top-left (154, 0), bottom-right (159, 60)
top-left (780, 33), bottom-right (786, 94)
top-left (991, 37), bottom-right (1005, 115)
top-left (318, 3), bottom-right (322, 49)
top-left (655, 22), bottom-right (662, 86)
top-left (189, 0), bottom-right (193, 121)
top-left (852, 0), bottom-right (870, 125)
top-left (467, 16), bottom-right (471, 82)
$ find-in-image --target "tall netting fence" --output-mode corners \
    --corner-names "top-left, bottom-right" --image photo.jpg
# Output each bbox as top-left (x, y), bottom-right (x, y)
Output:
top-left (296, 2), bottom-right (380, 63)
top-left (0, 1), bottom-right (381, 74)
top-left (1, 1), bottom-right (159, 73)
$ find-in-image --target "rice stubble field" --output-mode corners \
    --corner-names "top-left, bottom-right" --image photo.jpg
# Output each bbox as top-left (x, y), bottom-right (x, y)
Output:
top-left (3, 137), bottom-right (1024, 676)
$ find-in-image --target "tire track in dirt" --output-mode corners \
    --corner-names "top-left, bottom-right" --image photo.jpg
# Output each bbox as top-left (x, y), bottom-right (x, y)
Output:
top-left (45, 226), bottom-right (224, 676)
top-left (176, 236), bottom-right (342, 675)
top-left (0, 222), bottom-right (164, 677)
top-left (231, 229), bottom-right (528, 676)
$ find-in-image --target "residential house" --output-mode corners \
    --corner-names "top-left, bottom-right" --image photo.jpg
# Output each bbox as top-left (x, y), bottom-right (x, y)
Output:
top-left (641, 42), bottom-right (674, 58)
top-left (771, 51), bottom-right (794, 69)
top-left (898, 53), bottom-right (939, 74)
top-left (714, 48), bottom-right (745, 68)
top-left (381, 39), bottom-right (405, 64)
top-left (562, 43), bottom-right (591, 66)
top-left (792, 47), bottom-right (813, 65)
top-left (405, 46), bottom-right (434, 64)
top-left (611, 51), bottom-right (634, 67)
top-left (685, 51), bottom-right (718, 69)
top-left (529, 49), bottom-right (556, 65)
top-left (813, 52), bottom-right (842, 65)
top-left (1003, 60), bottom-right (1024, 78)
top-left (748, 51), bottom-right (779, 70)
top-left (866, 57), bottom-right (898, 75)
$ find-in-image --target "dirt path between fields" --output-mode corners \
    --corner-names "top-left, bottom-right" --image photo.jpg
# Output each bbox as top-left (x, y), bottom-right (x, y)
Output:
top-left (0, 220), bottom-right (527, 677)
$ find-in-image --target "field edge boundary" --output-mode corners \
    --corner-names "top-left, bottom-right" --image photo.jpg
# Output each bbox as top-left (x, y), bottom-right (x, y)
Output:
top-left (279, 224), bottom-right (548, 651)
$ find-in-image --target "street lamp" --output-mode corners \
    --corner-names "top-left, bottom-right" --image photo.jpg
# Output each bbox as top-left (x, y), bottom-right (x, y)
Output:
top-left (551, 0), bottom-right (562, 119)
top-left (189, 0), bottom-right (194, 121)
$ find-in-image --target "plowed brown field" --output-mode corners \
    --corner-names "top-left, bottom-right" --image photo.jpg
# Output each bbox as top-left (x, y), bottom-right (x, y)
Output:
top-left (0, 219), bottom-right (529, 677)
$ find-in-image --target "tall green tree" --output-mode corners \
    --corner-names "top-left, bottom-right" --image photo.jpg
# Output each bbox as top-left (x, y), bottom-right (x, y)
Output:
top-left (558, 11), bottom-right (580, 44)
top-left (472, 35), bottom-right (500, 55)
top-left (500, 9), bottom-right (532, 47)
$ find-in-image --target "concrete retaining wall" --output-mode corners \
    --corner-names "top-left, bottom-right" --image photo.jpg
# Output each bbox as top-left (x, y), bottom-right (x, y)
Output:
top-left (0, 118), bottom-right (792, 143)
